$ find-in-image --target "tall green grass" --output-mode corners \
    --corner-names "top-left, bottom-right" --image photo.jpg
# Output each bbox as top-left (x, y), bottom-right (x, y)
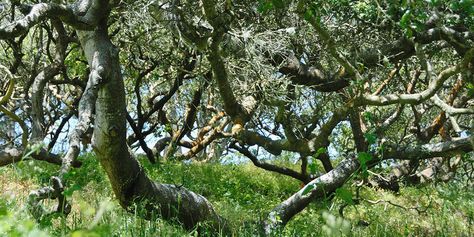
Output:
top-left (0, 154), bottom-right (472, 236)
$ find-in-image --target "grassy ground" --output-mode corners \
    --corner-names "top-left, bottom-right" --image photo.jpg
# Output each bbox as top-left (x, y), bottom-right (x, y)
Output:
top-left (0, 154), bottom-right (473, 236)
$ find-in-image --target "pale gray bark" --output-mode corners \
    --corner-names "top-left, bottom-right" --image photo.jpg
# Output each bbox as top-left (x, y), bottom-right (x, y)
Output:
top-left (384, 136), bottom-right (473, 160)
top-left (30, 66), bottom-right (59, 141)
top-left (0, 3), bottom-right (92, 39)
top-left (0, 147), bottom-right (74, 167)
top-left (86, 27), bottom-right (227, 231)
top-left (431, 94), bottom-right (474, 115)
top-left (355, 49), bottom-right (474, 107)
top-left (263, 158), bottom-right (359, 234)
top-left (31, 20), bottom-right (68, 142)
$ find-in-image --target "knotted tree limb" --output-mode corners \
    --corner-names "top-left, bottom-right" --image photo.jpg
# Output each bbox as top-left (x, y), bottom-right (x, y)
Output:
top-left (275, 53), bottom-right (350, 92)
top-left (202, 0), bottom-right (255, 129)
top-left (86, 29), bottom-right (229, 234)
top-left (23, 0), bottom-right (107, 219)
top-left (178, 117), bottom-right (230, 160)
top-left (30, 65), bottom-right (62, 141)
top-left (30, 20), bottom-right (69, 142)
top-left (354, 49), bottom-right (474, 106)
top-left (28, 39), bottom-right (102, 219)
top-left (382, 75), bottom-right (469, 185)
top-left (164, 80), bottom-right (208, 160)
top-left (0, 2), bottom-right (95, 39)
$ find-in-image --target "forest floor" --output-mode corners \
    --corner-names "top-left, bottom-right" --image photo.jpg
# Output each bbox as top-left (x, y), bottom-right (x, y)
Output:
top-left (0, 154), bottom-right (473, 236)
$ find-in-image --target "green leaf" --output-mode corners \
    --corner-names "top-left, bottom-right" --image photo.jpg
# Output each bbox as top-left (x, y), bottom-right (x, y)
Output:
top-left (314, 147), bottom-right (327, 158)
top-left (358, 152), bottom-right (373, 164)
top-left (336, 188), bottom-right (354, 205)
top-left (405, 27), bottom-right (413, 38)
top-left (63, 184), bottom-right (82, 197)
top-left (426, 0), bottom-right (441, 6)
top-left (400, 9), bottom-right (412, 29)
top-left (358, 152), bottom-right (373, 178)
top-left (272, 0), bottom-right (285, 9)
top-left (302, 184), bottom-right (315, 196)
top-left (304, 9), bottom-right (315, 21)
top-left (364, 132), bottom-right (377, 145)
top-left (363, 112), bottom-right (373, 123)
top-left (257, 0), bottom-right (274, 13)
top-left (459, 0), bottom-right (474, 12)
top-left (467, 83), bottom-right (474, 97)
top-left (450, 2), bottom-right (460, 11)
top-left (401, 0), bottom-right (409, 8)
top-left (0, 202), bottom-right (7, 216)
top-left (309, 163), bottom-right (317, 175)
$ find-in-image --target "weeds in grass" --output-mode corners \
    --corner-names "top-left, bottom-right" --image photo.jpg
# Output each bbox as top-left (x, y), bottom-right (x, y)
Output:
top-left (0, 155), bottom-right (473, 236)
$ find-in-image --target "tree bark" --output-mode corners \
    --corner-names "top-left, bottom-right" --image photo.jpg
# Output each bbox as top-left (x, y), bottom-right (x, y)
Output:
top-left (262, 158), bottom-right (359, 235)
top-left (77, 11), bottom-right (227, 232)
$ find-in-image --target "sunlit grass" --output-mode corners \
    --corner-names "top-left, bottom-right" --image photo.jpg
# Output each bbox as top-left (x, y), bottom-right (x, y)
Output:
top-left (0, 155), bottom-right (473, 236)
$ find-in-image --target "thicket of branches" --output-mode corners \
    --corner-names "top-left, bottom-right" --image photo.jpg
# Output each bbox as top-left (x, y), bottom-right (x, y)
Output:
top-left (0, 0), bottom-right (473, 235)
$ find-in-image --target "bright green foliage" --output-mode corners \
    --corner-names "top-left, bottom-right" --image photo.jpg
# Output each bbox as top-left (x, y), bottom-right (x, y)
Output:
top-left (0, 154), bottom-right (473, 236)
top-left (363, 132), bottom-right (377, 145)
top-left (314, 147), bottom-right (327, 158)
top-left (257, 0), bottom-right (289, 13)
top-left (301, 184), bottom-right (315, 196)
top-left (308, 162), bottom-right (318, 175)
top-left (357, 152), bottom-right (373, 178)
top-left (467, 83), bottom-right (474, 97)
top-left (335, 187), bottom-right (353, 205)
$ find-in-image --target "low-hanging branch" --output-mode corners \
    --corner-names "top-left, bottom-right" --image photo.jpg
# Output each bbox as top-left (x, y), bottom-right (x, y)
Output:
top-left (0, 147), bottom-right (60, 167)
top-left (229, 142), bottom-right (310, 183)
top-left (263, 157), bottom-right (360, 234)
top-left (384, 136), bottom-right (473, 160)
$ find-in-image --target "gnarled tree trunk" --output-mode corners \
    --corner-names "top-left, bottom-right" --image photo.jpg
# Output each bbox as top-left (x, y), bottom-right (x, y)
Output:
top-left (76, 3), bottom-right (227, 233)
